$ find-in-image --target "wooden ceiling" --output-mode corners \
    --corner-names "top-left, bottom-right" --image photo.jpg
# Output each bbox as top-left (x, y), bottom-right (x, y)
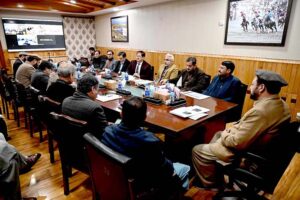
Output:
top-left (0, 0), bottom-right (137, 14)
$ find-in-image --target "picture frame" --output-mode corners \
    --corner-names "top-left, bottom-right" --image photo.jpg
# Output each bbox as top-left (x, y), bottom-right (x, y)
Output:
top-left (224, 0), bottom-right (293, 46)
top-left (111, 16), bottom-right (128, 42)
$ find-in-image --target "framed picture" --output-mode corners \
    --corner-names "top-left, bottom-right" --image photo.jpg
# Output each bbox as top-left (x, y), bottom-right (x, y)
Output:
top-left (111, 16), bottom-right (128, 42)
top-left (224, 0), bottom-right (293, 46)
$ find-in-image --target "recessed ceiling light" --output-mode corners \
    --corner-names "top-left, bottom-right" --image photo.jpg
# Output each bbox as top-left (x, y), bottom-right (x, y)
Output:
top-left (17, 4), bottom-right (24, 8)
top-left (113, 8), bottom-right (120, 11)
top-left (70, 0), bottom-right (76, 4)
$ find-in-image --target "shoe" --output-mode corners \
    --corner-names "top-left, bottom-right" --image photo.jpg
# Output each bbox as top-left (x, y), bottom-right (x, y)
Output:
top-left (20, 153), bottom-right (41, 174)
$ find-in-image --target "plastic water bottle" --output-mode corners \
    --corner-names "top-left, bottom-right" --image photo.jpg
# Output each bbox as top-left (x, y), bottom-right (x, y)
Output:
top-left (144, 85), bottom-right (150, 97)
top-left (125, 72), bottom-right (129, 81)
top-left (170, 91), bottom-right (175, 103)
top-left (117, 80), bottom-right (122, 90)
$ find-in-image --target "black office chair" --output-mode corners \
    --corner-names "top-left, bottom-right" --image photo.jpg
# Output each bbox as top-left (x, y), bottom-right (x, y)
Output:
top-left (226, 83), bottom-right (248, 123)
top-left (48, 112), bottom-right (89, 195)
top-left (214, 121), bottom-right (300, 200)
top-left (84, 133), bottom-right (185, 200)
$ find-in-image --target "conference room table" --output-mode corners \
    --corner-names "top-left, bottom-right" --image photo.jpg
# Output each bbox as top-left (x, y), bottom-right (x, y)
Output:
top-left (96, 77), bottom-right (238, 144)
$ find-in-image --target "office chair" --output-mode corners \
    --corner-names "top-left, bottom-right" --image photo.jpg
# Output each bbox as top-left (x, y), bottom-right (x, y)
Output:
top-left (84, 133), bottom-right (185, 200)
top-left (48, 112), bottom-right (89, 195)
top-left (214, 121), bottom-right (300, 200)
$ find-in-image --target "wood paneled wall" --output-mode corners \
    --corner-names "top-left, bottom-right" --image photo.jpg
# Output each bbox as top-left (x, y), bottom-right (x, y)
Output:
top-left (98, 46), bottom-right (300, 120)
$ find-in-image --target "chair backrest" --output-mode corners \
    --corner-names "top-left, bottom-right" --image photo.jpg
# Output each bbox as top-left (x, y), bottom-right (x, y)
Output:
top-left (48, 112), bottom-right (88, 171)
top-left (230, 121), bottom-right (299, 194)
top-left (150, 66), bottom-right (154, 81)
top-left (83, 133), bottom-right (133, 200)
top-left (203, 74), bottom-right (211, 91)
top-left (226, 83), bottom-right (248, 122)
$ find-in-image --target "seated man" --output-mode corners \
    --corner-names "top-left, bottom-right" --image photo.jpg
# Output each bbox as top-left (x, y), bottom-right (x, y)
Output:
top-left (192, 70), bottom-right (291, 188)
top-left (62, 74), bottom-right (108, 139)
top-left (111, 51), bottom-right (130, 75)
top-left (31, 61), bottom-right (54, 94)
top-left (101, 96), bottom-right (190, 191)
top-left (203, 61), bottom-right (241, 102)
top-left (175, 57), bottom-right (209, 93)
top-left (16, 54), bottom-right (41, 88)
top-left (0, 133), bottom-right (41, 200)
top-left (103, 50), bottom-right (115, 70)
top-left (92, 50), bottom-right (107, 70)
top-left (46, 62), bottom-right (76, 103)
top-left (13, 52), bottom-right (27, 79)
top-left (127, 51), bottom-right (153, 80)
top-left (157, 53), bottom-right (179, 85)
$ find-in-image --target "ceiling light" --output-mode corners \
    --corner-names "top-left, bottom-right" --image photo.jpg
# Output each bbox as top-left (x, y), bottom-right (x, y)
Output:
top-left (70, 0), bottom-right (76, 4)
top-left (17, 4), bottom-right (24, 8)
top-left (113, 8), bottom-right (120, 12)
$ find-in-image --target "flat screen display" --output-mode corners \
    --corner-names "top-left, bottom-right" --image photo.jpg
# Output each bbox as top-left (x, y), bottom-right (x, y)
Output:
top-left (2, 18), bottom-right (66, 52)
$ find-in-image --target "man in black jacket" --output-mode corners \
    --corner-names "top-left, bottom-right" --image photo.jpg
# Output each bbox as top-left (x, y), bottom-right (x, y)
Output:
top-left (112, 51), bottom-right (130, 75)
top-left (62, 74), bottom-right (108, 138)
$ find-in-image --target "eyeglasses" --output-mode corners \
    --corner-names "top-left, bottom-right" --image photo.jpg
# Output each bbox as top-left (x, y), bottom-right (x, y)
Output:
top-left (164, 59), bottom-right (171, 61)
top-left (107, 53), bottom-right (112, 56)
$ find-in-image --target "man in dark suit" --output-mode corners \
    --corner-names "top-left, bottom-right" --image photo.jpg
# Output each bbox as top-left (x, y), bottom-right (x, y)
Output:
top-left (13, 52), bottom-right (27, 79)
top-left (31, 61), bottom-right (54, 94)
top-left (62, 74), bottom-right (108, 139)
top-left (127, 51), bottom-right (153, 80)
top-left (112, 51), bottom-right (130, 75)
top-left (92, 50), bottom-right (107, 70)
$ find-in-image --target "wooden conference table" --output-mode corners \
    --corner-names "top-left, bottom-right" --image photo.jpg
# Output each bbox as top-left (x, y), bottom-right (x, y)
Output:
top-left (97, 78), bottom-right (237, 143)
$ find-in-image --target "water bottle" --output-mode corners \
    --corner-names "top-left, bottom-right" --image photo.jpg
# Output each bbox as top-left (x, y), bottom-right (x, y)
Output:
top-left (125, 72), bottom-right (129, 81)
top-left (117, 80), bottom-right (122, 90)
top-left (144, 85), bottom-right (150, 97)
top-left (170, 91), bottom-right (175, 103)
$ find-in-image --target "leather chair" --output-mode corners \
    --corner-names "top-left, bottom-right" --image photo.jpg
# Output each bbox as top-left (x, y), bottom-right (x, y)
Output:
top-left (226, 83), bottom-right (248, 123)
top-left (37, 95), bottom-right (61, 163)
top-left (48, 112), bottom-right (89, 195)
top-left (214, 121), bottom-right (300, 200)
top-left (84, 133), bottom-right (185, 200)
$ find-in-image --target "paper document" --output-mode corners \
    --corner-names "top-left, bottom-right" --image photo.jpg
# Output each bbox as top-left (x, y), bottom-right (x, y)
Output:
top-left (134, 79), bottom-right (153, 86)
top-left (170, 105), bottom-right (210, 120)
top-left (181, 91), bottom-right (210, 100)
top-left (97, 94), bottom-right (121, 102)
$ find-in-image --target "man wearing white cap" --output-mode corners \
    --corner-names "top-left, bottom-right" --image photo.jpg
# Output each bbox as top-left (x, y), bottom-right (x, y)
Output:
top-left (13, 52), bottom-right (27, 79)
top-left (192, 70), bottom-right (291, 188)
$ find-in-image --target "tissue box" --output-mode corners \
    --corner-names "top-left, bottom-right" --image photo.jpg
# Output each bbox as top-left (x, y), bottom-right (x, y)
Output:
top-left (153, 90), bottom-right (170, 102)
top-left (104, 80), bottom-right (117, 90)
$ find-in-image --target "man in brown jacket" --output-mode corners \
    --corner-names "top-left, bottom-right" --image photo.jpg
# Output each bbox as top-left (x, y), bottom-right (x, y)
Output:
top-left (192, 70), bottom-right (291, 188)
top-left (157, 53), bottom-right (179, 84)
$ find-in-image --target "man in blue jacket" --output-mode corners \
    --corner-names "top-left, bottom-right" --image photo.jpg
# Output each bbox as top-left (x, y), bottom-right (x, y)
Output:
top-left (101, 96), bottom-right (190, 192)
top-left (203, 61), bottom-right (241, 103)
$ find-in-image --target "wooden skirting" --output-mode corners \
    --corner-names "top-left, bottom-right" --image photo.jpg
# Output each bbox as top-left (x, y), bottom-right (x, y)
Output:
top-left (97, 46), bottom-right (300, 120)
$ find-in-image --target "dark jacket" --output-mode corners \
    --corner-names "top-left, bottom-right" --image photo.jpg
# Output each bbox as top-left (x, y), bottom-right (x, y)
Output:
top-left (101, 123), bottom-right (175, 185)
top-left (127, 60), bottom-right (153, 80)
top-left (112, 59), bottom-right (130, 73)
top-left (179, 68), bottom-right (210, 93)
top-left (62, 92), bottom-right (107, 138)
top-left (92, 55), bottom-right (107, 70)
top-left (13, 58), bottom-right (23, 79)
top-left (31, 70), bottom-right (49, 94)
top-left (46, 79), bottom-right (75, 103)
top-left (203, 75), bottom-right (241, 103)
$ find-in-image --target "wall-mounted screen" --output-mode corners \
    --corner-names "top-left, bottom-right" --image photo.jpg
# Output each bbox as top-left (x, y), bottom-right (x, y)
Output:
top-left (2, 18), bottom-right (66, 52)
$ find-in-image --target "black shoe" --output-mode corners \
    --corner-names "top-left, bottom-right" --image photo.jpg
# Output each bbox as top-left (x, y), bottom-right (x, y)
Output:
top-left (20, 153), bottom-right (41, 174)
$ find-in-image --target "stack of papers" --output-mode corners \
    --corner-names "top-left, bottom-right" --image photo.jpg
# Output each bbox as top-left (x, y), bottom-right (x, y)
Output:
top-left (181, 91), bottom-right (210, 100)
top-left (170, 105), bottom-right (209, 120)
top-left (97, 94), bottom-right (121, 102)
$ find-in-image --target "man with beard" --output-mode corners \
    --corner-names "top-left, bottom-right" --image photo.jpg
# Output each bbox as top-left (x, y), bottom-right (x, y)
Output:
top-left (92, 50), bottom-right (107, 70)
top-left (203, 61), bottom-right (241, 103)
top-left (103, 50), bottom-right (115, 70)
top-left (175, 57), bottom-right (210, 93)
top-left (13, 52), bottom-right (27, 79)
top-left (192, 70), bottom-right (290, 189)
top-left (16, 54), bottom-right (41, 88)
top-left (157, 53), bottom-right (179, 85)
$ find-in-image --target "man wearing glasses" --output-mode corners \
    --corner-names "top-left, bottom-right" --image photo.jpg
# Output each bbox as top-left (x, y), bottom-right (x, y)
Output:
top-left (103, 50), bottom-right (115, 70)
top-left (157, 53), bottom-right (179, 85)
top-left (127, 51), bottom-right (153, 80)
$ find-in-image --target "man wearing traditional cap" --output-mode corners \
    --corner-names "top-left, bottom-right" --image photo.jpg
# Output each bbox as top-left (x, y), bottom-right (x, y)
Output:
top-left (13, 52), bottom-right (27, 79)
top-left (203, 61), bottom-right (241, 103)
top-left (16, 54), bottom-right (41, 88)
top-left (192, 70), bottom-right (291, 188)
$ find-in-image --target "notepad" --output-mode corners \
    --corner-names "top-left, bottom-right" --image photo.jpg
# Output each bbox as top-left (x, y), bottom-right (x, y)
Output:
top-left (96, 94), bottom-right (121, 102)
top-left (181, 91), bottom-right (210, 100)
top-left (170, 105), bottom-right (210, 120)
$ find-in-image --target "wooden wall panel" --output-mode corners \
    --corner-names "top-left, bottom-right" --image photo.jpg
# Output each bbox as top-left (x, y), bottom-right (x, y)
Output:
top-left (98, 46), bottom-right (300, 120)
